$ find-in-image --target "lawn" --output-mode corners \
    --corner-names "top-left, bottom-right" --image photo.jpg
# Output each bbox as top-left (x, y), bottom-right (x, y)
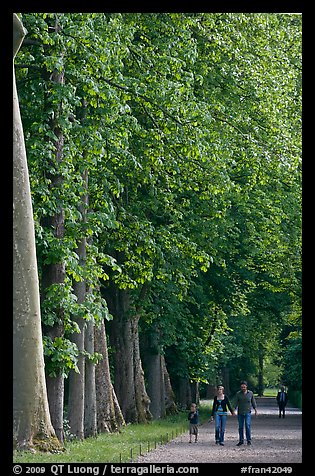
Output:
top-left (13, 402), bottom-right (211, 464)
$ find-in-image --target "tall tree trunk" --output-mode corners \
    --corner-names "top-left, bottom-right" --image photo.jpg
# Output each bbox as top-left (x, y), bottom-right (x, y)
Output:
top-left (206, 384), bottom-right (217, 400)
top-left (177, 377), bottom-right (192, 409)
top-left (132, 314), bottom-right (152, 422)
top-left (41, 131), bottom-right (65, 443)
top-left (144, 352), bottom-right (165, 419)
top-left (106, 287), bottom-right (152, 423)
top-left (190, 381), bottom-right (200, 405)
top-left (45, 375), bottom-right (65, 444)
top-left (13, 13), bottom-right (62, 453)
top-left (68, 169), bottom-right (88, 440)
top-left (112, 383), bottom-right (126, 428)
top-left (43, 261), bottom-right (65, 444)
top-left (67, 283), bottom-right (85, 440)
top-left (94, 319), bottom-right (125, 432)
top-left (162, 355), bottom-right (177, 415)
top-left (258, 344), bottom-right (264, 396)
top-left (142, 328), bottom-right (166, 419)
top-left (41, 76), bottom-right (66, 445)
top-left (222, 366), bottom-right (230, 395)
top-left (84, 317), bottom-right (97, 437)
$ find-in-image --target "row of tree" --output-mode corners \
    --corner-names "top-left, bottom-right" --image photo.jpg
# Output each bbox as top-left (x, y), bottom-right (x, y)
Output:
top-left (13, 12), bottom-right (302, 452)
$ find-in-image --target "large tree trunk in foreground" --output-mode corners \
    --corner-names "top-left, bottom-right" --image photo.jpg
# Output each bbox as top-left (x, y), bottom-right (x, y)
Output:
top-left (13, 13), bottom-right (62, 453)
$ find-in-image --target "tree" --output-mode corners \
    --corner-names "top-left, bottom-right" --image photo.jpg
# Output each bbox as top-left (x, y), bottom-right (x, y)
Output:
top-left (94, 319), bottom-right (125, 432)
top-left (13, 13), bottom-right (62, 453)
top-left (105, 285), bottom-right (152, 423)
top-left (39, 14), bottom-right (67, 444)
top-left (14, 13), bottom-right (301, 437)
top-left (15, 12), bottom-right (128, 435)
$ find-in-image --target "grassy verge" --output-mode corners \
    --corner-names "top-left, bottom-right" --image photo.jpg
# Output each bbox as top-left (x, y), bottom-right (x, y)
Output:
top-left (262, 388), bottom-right (278, 397)
top-left (13, 402), bottom-right (211, 464)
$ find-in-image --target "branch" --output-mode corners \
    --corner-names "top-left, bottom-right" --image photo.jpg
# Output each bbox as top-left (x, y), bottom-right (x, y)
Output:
top-left (15, 63), bottom-right (43, 71)
top-left (22, 38), bottom-right (41, 46)
top-left (212, 111), bottom-right (248, 138)
top-left (103, 78), bottom-right (184, 126)
top-left (204, 320), bottom-right (216, 347)
top-left (13, 13), bottom-right (27, 58)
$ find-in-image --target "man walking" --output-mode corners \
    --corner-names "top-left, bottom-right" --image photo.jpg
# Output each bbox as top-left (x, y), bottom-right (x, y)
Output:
top-left (234, 380), bottom-right (257, 446)
top-left (276, 385), bottom-right (288, 418)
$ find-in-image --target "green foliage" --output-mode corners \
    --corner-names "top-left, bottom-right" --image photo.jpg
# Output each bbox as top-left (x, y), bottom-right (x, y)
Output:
top-left (43, 336), bottom-right (79, 377)
top-left (282, 335), bottom-right (302, 390)
top-left (16, 12), bottom-right (301, 394)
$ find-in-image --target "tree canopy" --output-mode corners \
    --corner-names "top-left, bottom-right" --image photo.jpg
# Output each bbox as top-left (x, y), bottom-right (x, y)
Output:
top-left (14, 12), bottom-right (301, 436)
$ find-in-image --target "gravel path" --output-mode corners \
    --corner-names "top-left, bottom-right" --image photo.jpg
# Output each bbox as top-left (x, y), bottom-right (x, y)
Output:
top-left (136, 397), bottom-right (302, 464)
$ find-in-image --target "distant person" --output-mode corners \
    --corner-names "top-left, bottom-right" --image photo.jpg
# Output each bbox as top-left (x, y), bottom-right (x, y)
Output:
top-left (234, 380), bottom-right (257, 446)
top-left (210, 384), bottom-right (235, 446)
top-left (276, 385), bottom-right (288, 418)
top-left (187, 403), bottom-right (199, 443)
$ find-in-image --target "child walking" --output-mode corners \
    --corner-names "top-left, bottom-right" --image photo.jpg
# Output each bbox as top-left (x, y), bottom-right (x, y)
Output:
top-left (188, 403), bottom-right (199, 443)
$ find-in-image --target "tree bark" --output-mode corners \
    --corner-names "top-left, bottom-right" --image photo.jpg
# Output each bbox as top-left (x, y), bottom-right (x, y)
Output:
top-left (206, 384), bottom-right (217, 399)
top-left (13, 13), bottom-right (62, 453)
top-left (45, 375), bottom-right (65, 444)
top-left (106, 287), bottom-right (152, 423)
top-left (142, 328), bottom-right (166, 419)
top-left (84, 317), bottom-right (97, 437)
top-left (68, 169), bottom-right (88, 440)
top-left (40, 15), bottom-right (66, 444)
top-left (132, 314), bottom-right (152, 422)
top-left (190, 381), bottom-right (200, 405)
top-left (41, 134), bottom-right (65, 444)
top-left (68, 284), bottom-right (85, 439)
top-left (177, 377), bottom-right (192, 409)
top-left (160, 356), bottom-right (177, 415)
top-left (258, 344), bottom-right (264, 396)
top-left (145, 352), bottom-right (165, 419)
top-left (222, 366), bottom-right (231, 395)
top-left (94, 319), bottom-right (125, 432)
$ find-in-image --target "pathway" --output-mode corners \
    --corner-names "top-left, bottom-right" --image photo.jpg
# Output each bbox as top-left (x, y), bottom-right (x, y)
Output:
top-left (136, 397), bottom-right (302, 464)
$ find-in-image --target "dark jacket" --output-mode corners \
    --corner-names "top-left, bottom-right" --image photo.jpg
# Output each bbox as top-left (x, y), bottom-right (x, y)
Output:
top-left (188, 410), bottom-right (199, 424)
top-left (276, 391), bottom-right (288, 406)
top-left (211, 395), bottom-right (234, 416)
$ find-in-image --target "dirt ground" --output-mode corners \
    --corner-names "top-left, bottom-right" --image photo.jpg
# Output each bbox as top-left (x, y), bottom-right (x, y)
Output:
top-left (136, 397), bottom-right (302, 464)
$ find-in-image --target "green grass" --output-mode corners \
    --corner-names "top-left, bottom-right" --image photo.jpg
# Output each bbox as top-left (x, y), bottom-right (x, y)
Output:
top-left (13, 402), bottom-right (211, 464)
top-left (260, 387), bottom-right (278, 397)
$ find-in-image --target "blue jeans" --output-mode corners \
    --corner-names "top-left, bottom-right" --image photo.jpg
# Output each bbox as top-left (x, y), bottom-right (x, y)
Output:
top-left (237, 412), bottom-right (252, 443)
top-left (215, 413), bottom-right (227, 443)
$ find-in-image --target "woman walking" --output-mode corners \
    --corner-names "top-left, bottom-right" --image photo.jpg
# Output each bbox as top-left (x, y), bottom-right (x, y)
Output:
top-left (210, 385), bottom-right (235, 446)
